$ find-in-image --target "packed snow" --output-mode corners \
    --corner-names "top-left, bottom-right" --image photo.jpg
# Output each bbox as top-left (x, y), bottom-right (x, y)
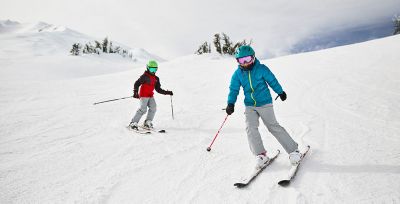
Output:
top-left (1, 21), bottom-right (400, 203)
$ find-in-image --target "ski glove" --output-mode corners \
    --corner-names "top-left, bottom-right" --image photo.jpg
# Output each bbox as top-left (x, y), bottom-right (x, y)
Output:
top-left (133, 90), bottom-right (139, 99)
top-left (226, 104), bottom-right (234, 115)
top-left (165, 91), bottom-right (173, 95)
top-left (278, 91), bottom-right (287, 101)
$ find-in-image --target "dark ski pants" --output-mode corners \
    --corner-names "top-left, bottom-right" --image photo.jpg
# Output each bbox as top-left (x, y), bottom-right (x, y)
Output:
top-left (245, 104), bottom-right (298, 156)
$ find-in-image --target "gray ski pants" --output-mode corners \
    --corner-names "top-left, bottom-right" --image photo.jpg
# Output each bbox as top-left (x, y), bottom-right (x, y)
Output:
top-left (131, 97), bottom-right (157, 123)
top-left (245, 104), bottom-right (298, 155)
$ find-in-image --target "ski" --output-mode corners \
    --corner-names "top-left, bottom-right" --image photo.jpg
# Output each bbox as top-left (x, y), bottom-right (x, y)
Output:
top-left (139, 125), bottom-right (166, 133)
top-left (130, 129), bottom-right (151, 134)
top-left (278, 145), bottom-right (310, 187)
top-left (126, 126), bottom-right (151, 134)
top-left (234, 150), bottom-right (280, 188)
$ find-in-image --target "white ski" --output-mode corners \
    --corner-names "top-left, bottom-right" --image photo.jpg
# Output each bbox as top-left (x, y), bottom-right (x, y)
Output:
top-left (278, 145), bottom-right (310, 186)
top-left (126, 126), bottom-right (151, 134)
top-left (234, 150), bottom-right (280, 188)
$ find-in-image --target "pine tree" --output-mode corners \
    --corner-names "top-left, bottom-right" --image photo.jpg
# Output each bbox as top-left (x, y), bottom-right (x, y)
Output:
top-left (213, 33), bottom-right (222, 54)
top-left (95, 41), bottom-right (101, 49)
top-left (222, 33), bottom-right (233, 55)
top-left (196, 46), bottom-right (202, 55)
top-left (88, 42), bottom-right (95, 53)
top-left (82, 42), bottom-right (96, 54)
top-left (114, 46), bottom-right (121, 54)
top-left (102, 37), bottom-right (109, 53)
top-left (394, 15), bottom-right (400, 35)
top-left (109, 41), bottom-right (114, 53)
top-left (70, 43), bottom-right (82, 56)
top-left (233, 39), bottom-right (252, 53)
top-left (82, 44), bottom-right (89, 54)
top-left (196, 41), bottom-right (211, 55)
top-left (121, 49), bottom-right (128, 57)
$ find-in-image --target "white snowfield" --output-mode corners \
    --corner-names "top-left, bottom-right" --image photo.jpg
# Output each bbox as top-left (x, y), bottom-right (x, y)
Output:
top-left (1, 21), bottom-right (400, 203)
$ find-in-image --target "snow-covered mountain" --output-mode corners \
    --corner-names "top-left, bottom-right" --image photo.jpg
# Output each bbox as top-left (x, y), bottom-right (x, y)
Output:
top-left (0, 21), bottom-right (399, 203)
top-left (289, 20), bottom-right (394, 54)
top-left (0, 19), bottom-right (21, 32)
top-left (0, 20), bottom-right (164, 80)
top-left (0, 20), bottom-right (92, 57)
top-left (1, 20), bottom-right (74, 33)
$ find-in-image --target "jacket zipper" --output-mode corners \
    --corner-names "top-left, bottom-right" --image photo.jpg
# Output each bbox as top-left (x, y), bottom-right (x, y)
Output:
top-left (248, 71), bottom-right (257, 106)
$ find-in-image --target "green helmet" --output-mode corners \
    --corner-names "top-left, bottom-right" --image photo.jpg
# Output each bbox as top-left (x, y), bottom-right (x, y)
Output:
top-left (146, 60), bottom-right (158, 73)
top-left (235, 45), bottom-right (255, 58)
top-left (147, 60), bottom-right (158, 68)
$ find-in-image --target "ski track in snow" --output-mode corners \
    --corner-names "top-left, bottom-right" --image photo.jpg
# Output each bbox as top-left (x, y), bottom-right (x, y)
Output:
top-left (1, 31), bottom-right (400, 203)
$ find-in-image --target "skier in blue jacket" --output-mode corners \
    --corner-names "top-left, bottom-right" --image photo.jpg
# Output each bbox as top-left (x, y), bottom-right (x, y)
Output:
top-left (226, 45), bottom-right (302, 169)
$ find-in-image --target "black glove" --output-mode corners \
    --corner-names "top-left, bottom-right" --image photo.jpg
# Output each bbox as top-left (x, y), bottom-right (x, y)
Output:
top-left (165, 90), bottom-right (173, 95)
top-left (133, 90), bottom-right (139, 99)
top-left (278, 91), bottom-right (287, 101)
top-left (226, 104), bottom-right (234, 115)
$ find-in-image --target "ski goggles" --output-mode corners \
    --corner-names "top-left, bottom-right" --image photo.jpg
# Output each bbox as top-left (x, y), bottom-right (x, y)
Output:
top-left (236, 55), bottom-right (254, 65)
top-left (148, 67), bottom-right (158, 73)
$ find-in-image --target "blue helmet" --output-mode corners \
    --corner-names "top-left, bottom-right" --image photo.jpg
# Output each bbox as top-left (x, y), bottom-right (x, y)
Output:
top-left (235, 45), bottom-right (255, 58)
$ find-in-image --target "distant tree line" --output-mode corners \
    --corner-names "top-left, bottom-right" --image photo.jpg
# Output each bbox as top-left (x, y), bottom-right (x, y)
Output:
top-left (196, 33), bottom-right (252, 55)
top-left (70, 37), bottom-right (134, 59)
top-left (394, 15), bottom-right (400, 35)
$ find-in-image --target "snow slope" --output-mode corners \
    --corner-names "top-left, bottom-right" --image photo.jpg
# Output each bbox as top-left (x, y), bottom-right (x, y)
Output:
top-left (1, 31), bottom-right (400, 203)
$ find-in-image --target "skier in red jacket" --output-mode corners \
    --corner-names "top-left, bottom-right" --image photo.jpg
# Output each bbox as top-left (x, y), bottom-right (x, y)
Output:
top-left (128, 60), bottom-right (173, 130)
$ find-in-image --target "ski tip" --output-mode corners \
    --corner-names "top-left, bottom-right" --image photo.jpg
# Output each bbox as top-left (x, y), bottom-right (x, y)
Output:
top-left (303, 145), bottom-right (311, 153)
top-left (278, 180), bottom-right (290, 187)
top-left (234, 183), bottom-right (247, 188)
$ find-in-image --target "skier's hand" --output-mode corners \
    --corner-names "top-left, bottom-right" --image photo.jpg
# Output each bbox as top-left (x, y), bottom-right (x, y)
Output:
top-left (278, 91), bottom-right (287, 101)
top-left (166, 91), bottom-right (173, 96)
top-left (226, 104), bottom-right (234, 115)
top-left (133, 91), bottom-right (139, 99)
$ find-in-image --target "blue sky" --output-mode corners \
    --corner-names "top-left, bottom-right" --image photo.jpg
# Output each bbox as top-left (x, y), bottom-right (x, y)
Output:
top-left (1, 0), bottom-right (399, 59)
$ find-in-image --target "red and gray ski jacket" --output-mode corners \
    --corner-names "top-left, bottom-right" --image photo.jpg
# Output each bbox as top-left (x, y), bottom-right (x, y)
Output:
top-left (134, 71), bottom-right (169, 97)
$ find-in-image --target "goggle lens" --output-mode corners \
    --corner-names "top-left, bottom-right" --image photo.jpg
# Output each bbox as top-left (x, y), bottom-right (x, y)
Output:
top-left (237, 55), bottom-right (254, 64)
top-left (148, 67), bottom-right (158, 73)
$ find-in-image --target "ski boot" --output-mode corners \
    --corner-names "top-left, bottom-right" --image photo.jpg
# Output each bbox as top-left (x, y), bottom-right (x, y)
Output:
top-left (255, 152), bottom-right (270, 169)
top-left (143, 120), bottom-right (153, 130)
top-left (128, 122), bottom-right (139, 131)
top-left (289, 150), bottom-right (302, 165)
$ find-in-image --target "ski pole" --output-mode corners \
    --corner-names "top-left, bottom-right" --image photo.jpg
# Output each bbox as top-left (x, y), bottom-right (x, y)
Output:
top-left (170, 95), bottom-right (175, 120)
top-left (93, 96), bottom-right (132, 105)
top-left (206, 114), bottom-right (229, 152)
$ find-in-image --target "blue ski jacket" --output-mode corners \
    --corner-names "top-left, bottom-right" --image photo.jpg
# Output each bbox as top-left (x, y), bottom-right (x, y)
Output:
top-left (227, 59), bottom-right (284, 107)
